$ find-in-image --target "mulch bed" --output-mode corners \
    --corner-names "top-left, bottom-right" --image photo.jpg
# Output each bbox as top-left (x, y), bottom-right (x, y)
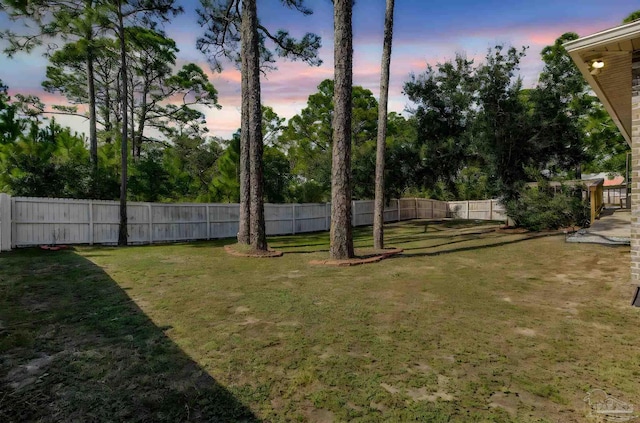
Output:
top-left (224, 244), bottom-right (283, 258)
top-left (309, 248), bottom-right (403, 267)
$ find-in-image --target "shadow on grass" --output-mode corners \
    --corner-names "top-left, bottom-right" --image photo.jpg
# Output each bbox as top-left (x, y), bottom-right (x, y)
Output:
top-left (0, 249), bottom-right (259, 423)
top-left (270, 222), bottom-right (503, 254)
top-left (397, 231), bottom-right (565, 258)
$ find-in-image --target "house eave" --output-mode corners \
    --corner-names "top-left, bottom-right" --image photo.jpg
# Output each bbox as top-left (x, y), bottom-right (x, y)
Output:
top-left (563, 21), bottom-right (640, 146)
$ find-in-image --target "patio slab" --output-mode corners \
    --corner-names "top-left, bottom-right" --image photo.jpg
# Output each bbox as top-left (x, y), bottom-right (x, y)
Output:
top-left (566, 208), bottom-right (630, 245)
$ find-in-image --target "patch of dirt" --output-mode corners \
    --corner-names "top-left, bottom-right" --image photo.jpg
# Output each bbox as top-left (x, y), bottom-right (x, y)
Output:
top-left (488, 392), bottom-right (519, 416)
top-left (234, 306), bottom-right (250, 314)
top-left (383, 376), bottom-right (455, 403)
top-left (502, 297), bottom-right (513, 303)
top-left (224, 244), bottom-right (283, 258)
top-left (437, 374), bottom-right (450, 386)
top-left (590, 322), bottom-right (614, 331)
top-left (221, 291), bottom-right (245, 299)
top-left (557, 301), bottom-right (579, 315)
top-left (317, 348), bottom-right (334, 360)
top-left (514, 327), bottom-right (537, 337)
top-left (409, 362), bottom-right (433, 374)
top-left (5, 353), bottom-right (55, 390)
top-left (405, 387), bottom-right (454, 402)
top-left (380, 383), bottom-right (400, 394)
top-left (309, 248), bottom-right (403, 267)
top-left (376, 334), bottom-right (393, 342)
top-left (304, 408), bottom-right (335, 423)
top-left (238, 317), bottom-right (261, 325)
top-left (421, 292), bottom-right (441, 303)
top-left (370, 401), bottom-right (387, 413)
top-left (346, 402), bottom-right (364, 412)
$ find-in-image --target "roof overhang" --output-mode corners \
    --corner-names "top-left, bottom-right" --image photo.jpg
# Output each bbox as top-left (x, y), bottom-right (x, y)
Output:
top-left (564, 20), bottom-right (640, 146)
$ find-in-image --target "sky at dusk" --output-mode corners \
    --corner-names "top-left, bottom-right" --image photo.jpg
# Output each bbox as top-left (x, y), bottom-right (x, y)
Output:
top-left (1, 0), bottom-right (638, 139)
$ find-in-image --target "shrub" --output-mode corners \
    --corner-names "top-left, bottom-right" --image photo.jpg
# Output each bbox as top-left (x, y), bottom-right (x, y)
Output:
top-left (505, 181), bottom-right (590, 231)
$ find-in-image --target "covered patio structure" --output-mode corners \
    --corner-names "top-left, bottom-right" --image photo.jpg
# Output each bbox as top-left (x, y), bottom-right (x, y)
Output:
top-left (564, 20), bottom-right (640, 298)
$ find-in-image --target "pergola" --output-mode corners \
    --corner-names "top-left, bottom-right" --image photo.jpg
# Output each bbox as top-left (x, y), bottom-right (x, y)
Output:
top-left (564, 20), bottom-right (640, 298)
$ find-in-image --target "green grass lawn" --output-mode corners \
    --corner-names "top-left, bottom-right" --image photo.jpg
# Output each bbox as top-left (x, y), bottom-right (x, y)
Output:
top-left (1, 220), bottom-right (637, 422)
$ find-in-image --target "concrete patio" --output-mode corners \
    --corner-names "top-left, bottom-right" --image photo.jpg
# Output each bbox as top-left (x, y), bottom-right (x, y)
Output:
top-left (567, 208), bottom-right (631, 245)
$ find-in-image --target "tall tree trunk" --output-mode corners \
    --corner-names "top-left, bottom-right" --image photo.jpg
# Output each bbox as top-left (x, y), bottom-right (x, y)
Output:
top-left (136, 88), bottom-right (147, 160)
top-left (330, 0), bottom-right (354, 259)
top-left (373, 0), bottom-right (395, 250)
top-left (237, 12), bottom-right (251, 245)
top-left (243, 0), bottom-right (267, 251)
top-left (115, 75), bottom-right (122, 126)
top-left (117, 1), bottom-right (128, 246)
top-left (86, 36), bottom-right (98, 174)
top-left (83, 0), bottom-right (98, 175)
top-left (129, 76), bottom-right (136, 159)
top-left (104, 84), bottom-right (112, 143)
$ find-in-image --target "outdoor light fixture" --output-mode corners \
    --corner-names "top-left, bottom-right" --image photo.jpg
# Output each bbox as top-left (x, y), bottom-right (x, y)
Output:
top-left (590, 59), bottom-right (605, 76)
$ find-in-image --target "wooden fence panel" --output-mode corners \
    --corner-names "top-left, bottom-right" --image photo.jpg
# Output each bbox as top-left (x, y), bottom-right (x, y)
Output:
top-left (151, 204), bottom-right (208, 243)
top-left (208, 204), bottom-right (239, 239)
top-left (468, 200), bottom-right (492, 220)
top-left (92, 202), bottom-right (119, 244)
top-left (12, 197), bottom-right (91, 246)
top-left (433, 200), bottom-right (448, 218)
top-left (448, 201), bottom-right (468, 219)
top-left (353, 200), bottom-right (373, 226)
top-left (294, 203), bottom-right (327, 233)
top-left (399, 198), bottom-right (417, 220)
top-left (2, 195), bottom-right (502, 249)
top-left (265, 204), bottom-right (295, 235)
top-left (382, 201), bottom-right (399, 223)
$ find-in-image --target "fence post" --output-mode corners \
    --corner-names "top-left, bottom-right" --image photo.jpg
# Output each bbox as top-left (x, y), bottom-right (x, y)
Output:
top-left (397, 199), bottom-right (401, 222)
top-left (292, 204), bottom-right (296, 235)
top-left (467, 201), bottom-right (470, 220)
top-left (206, 205), bottom-right (211, 240)
top-left (489, 200), bottom-right (493, 221)
top-left (325, 202), bottom-right (330, 231)
top-left (0, 193), bottom-right (11, 251)
top-left (88, 200), bottom-right (94, 245)
top-left (148, 203), bottom-right (153, 244)
top-left (352, 200), bottom-right (356, 226)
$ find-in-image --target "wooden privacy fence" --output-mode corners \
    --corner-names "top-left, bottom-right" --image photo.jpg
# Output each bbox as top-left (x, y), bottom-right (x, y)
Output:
top-left (0, 194), bottom-right (503, 250)
top-left (447, 200), bottom-right (507, 221)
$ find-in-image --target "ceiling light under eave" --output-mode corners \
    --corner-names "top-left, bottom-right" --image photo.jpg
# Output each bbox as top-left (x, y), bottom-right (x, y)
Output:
top-left (591, 59), bottom-right (605, 69)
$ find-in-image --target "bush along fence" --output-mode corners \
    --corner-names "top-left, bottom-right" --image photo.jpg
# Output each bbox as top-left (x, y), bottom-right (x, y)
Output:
top-left (0, 194), bottom-right (505, 250)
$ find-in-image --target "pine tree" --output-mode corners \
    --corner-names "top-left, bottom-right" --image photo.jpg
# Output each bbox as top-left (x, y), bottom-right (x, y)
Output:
top-left (373, 0), bottom-right (395, 250)
top-left (330, 0), bottom-right (354, 259)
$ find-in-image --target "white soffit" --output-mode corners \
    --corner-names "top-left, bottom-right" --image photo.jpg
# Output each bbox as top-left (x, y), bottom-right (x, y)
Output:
top-left (564, 21), bottom-right (640, 145)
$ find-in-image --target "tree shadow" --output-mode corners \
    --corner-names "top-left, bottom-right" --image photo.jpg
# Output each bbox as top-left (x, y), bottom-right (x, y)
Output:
top-left (396, 232), bottom-right (565, 258)
top-left (396, 233), bottom-right (502, 251)
top-left (0, 249), bottom-right (259, 423)
top-left (382, 227), bottom-right (498, 246)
